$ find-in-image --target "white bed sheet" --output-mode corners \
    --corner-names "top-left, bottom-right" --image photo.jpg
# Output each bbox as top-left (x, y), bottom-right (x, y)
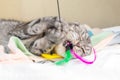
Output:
top-left (103, 26), bottom-right (120, 33)
top-left (0, 45), bottom-right (120, 80)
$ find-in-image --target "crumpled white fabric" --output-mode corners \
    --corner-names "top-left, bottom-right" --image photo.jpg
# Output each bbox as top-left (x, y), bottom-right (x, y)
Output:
top-left (0, 45), bottom-right (120, 80)
top-left (0, 37), bottom-right (32, 64)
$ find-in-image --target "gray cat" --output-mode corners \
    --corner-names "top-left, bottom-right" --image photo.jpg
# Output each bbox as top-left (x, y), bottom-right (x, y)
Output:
top-left (0, 16), bottom-right (92, 57)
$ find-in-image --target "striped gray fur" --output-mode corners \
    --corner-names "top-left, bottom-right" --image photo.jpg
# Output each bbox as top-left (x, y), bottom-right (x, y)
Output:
top-left (0, 16), bottom-right (92, 56)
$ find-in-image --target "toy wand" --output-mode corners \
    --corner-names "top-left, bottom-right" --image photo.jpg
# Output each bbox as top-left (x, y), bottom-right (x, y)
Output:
top-left (57, 0), bottom-right (61, 22)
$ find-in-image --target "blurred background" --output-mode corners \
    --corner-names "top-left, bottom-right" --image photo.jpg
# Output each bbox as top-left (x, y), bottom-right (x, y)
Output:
top-left (0, 0), bottom-right (120, 28)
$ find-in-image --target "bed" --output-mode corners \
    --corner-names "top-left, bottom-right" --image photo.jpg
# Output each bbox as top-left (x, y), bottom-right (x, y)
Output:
top-left (0, 26), bottom-right (120, 80)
